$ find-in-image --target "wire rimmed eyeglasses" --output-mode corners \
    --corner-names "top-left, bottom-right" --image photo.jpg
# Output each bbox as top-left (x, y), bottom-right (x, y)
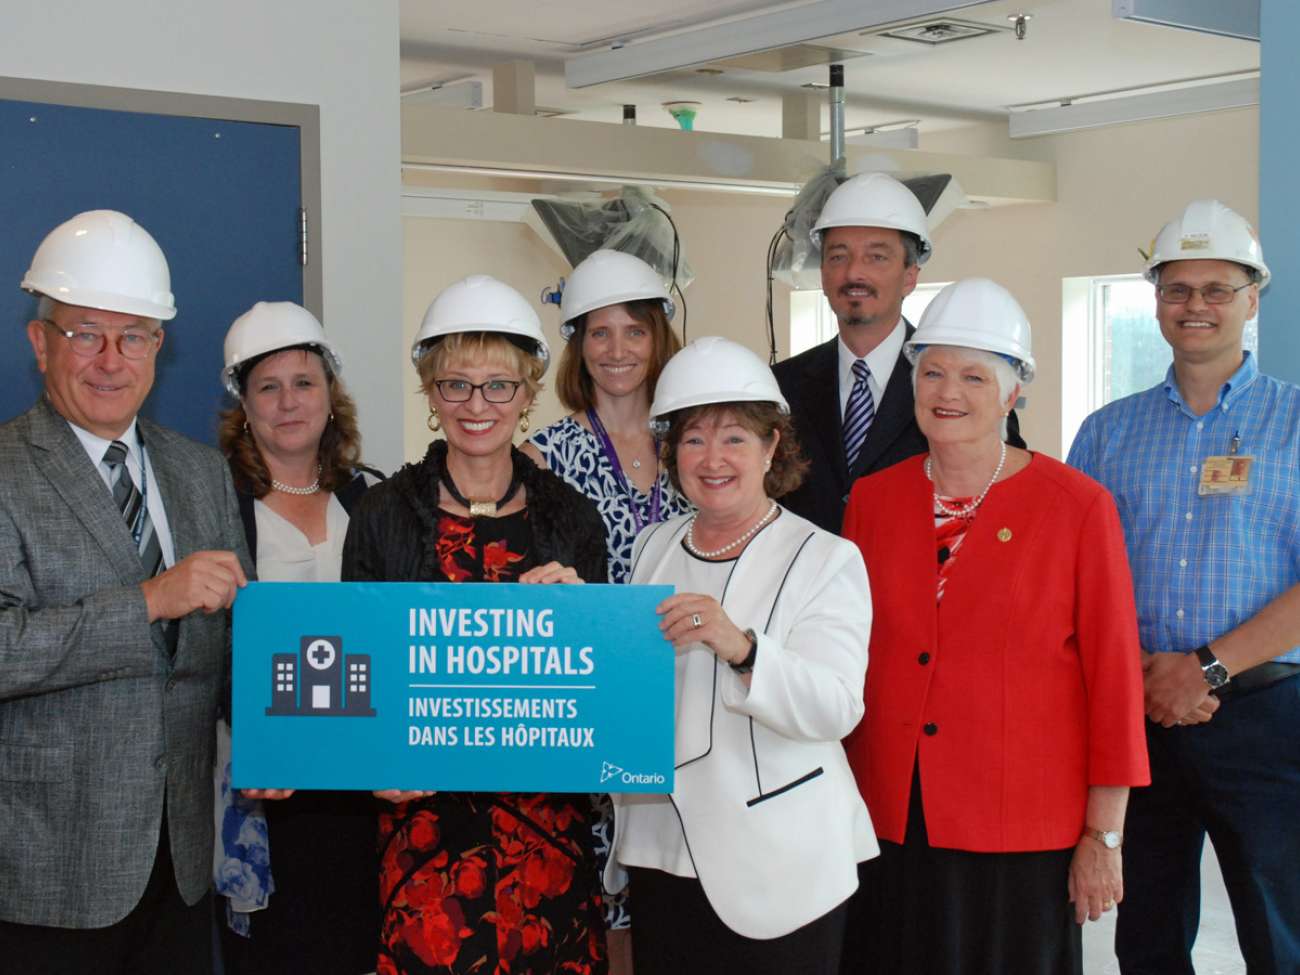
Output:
top-left (42, 319), bottom-right (162, 360)
top-left (1155, 282), bottom-right (1252, 305)
top-left (432, 378), bottom-right (524, 403)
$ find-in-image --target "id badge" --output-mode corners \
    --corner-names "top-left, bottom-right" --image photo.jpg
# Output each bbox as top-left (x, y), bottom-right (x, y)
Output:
top-left (1199, 455), bottom-right (1254, 496)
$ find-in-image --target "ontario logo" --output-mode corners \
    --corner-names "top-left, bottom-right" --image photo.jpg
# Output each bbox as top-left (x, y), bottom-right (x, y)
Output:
top-left (600, 760), bottom-right (666, 786)
top-left (266, 635), bottom-right (377, 717)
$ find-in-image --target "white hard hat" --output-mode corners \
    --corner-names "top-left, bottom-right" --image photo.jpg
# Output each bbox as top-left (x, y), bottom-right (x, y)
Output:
top-left (559, 249), bottom-right (675, 340)
top-left (21, 209), bottom-right (176, 321)
top-left (811, 172), bottom-right (933, 265)
top-left (904, 278), bottom-right (1035, 383)
top-left (650, 336), bottom-right (789, 425)
top-left (1144, 199), bottom-right (1269, 288)
top-left (412, 274), bottom-right (550, 375)
top-left (222, 301), bottom-right (342, 398)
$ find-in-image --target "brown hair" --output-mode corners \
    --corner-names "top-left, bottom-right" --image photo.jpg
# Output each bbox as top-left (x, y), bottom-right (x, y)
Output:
top-left (415, 331), bottom-right (545, 400)
top-left (661, 401), bottom-right (808, 498)
top-left (218, 356), bottom-right (364, 498)
top-left (555, 299), bottom-right (681, 413)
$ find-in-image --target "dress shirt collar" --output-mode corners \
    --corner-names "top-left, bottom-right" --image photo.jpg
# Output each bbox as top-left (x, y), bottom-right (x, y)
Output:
top-left (65, 414), bottom-right (144, 470)
top-left (837, 318), bottom-right (906, 399)
top-left (1162, 351), bottom-right (1260, 417)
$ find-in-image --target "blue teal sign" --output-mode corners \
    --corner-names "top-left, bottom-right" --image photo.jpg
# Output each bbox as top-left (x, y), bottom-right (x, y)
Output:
top-left (232, 582), bottom-right (675, 793)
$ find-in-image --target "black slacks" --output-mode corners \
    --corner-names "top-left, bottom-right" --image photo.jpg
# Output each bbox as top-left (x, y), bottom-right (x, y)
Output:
top-left (0, 815), bottom-right (212, 975)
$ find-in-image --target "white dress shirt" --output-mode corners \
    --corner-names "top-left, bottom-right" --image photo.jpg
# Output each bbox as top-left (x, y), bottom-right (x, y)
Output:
top-left (837, 319), bottom-right (906, 420)
top-left (67, 417), bottom-right (177, 568)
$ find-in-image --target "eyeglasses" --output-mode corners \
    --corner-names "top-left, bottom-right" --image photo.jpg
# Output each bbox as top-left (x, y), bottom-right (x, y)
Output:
top-left (1155, 282), bottom-right (1252, 305)
top-left (432, 378), bottom-right (524, 403)
top-left (43, 320), bottom-right (162, 360)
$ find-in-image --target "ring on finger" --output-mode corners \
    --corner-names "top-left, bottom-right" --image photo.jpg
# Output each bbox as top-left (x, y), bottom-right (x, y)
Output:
top-left (1103, 900), bottom-right (1115, 911)
top-left (691, 613), bottom-right (703, 629)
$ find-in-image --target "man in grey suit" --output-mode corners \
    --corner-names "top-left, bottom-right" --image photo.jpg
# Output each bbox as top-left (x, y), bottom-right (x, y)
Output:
top-left (0, 210), bottom-right (251, 973)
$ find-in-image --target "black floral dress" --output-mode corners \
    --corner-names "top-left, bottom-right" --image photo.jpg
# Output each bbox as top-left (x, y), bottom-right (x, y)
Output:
top-left (376, 510), bottom-right (608, 975)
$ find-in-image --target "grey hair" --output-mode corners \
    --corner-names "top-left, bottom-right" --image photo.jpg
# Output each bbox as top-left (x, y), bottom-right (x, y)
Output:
top-left (911, 345), bottom-right (1021, 439)
top-left (35, 295), bottom-right (56, 321)
top-left (900, 232), bottom-right (921, 269)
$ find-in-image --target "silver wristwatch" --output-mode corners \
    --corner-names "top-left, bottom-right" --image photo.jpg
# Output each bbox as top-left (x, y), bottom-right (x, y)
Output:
top-left (1194, 645), bottom-right (1230, 690)
top-left (1084, 826), bottom-right (1122, 849)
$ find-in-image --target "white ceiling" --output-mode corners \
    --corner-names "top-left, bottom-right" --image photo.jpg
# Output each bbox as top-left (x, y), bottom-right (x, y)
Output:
top-left (399, 0), bottom-right (1259, 137)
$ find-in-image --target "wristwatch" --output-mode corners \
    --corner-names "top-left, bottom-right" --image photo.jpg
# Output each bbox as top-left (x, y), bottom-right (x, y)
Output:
top-left (1194, 645), bottom-right (1231, 690)
top-left (1083, 826), bottom-right (1123, 850)
top-left (730, 629), bottom-right (758, 674)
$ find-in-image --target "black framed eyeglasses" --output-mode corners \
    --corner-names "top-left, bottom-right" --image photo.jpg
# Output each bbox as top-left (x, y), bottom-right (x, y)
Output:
top-left (432, 378), bottom-right (524, 403)
top-left (43, 319), bottom-right (162, 360)
top-left (1155, 282), bottom-right (1252, 305)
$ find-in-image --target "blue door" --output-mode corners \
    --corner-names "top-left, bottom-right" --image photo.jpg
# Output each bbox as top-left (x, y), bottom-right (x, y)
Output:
top-left (1, 98), bottom-right (303, 443)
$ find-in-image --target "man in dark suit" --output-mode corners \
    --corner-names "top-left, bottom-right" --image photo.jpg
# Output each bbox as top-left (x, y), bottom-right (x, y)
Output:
top-left (0, 210), bottom-right (251, 973)
top-left (774, 172), bottom-right (1022, 534)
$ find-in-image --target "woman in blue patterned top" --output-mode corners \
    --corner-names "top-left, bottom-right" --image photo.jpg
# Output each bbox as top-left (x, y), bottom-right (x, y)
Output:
top-left (522, 250), bottom-right (690, 970)
top-left (523, 250), bottom-right (691, 584)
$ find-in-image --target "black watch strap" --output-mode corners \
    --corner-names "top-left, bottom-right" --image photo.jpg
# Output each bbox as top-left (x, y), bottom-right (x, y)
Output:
top-left (730, 629), bottom-right (758, 674)
top-left (1194, 645), bottom-right (1230, 689)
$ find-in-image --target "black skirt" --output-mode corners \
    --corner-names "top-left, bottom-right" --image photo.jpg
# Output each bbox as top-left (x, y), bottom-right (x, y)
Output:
top-left (629, 866), bottom-right (848, 975)
top-left (845, 766), bottom-right (1082, 975)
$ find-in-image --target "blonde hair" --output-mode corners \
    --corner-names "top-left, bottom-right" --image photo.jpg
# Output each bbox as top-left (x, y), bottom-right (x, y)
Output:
top-left (415, 332), bottom-right (545, 400)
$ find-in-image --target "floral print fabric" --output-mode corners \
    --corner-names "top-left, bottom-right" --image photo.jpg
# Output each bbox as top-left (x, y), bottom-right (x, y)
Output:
top-left (376, 508), bottom-right (606, 974)
top-left (378, 795), bottom-right (606, 975)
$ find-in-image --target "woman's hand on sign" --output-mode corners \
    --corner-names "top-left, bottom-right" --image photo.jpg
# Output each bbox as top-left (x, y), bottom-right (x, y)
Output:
top-left (374, 789), bottom-right (436, 803)
top-left (239, 788), bottom-right (296, 800)
top-left (519, 562), bottom-right (584, 585)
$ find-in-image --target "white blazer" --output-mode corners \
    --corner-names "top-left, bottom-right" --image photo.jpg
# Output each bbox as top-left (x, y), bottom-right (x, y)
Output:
top-left (606, 506), bottom-right (878, 939)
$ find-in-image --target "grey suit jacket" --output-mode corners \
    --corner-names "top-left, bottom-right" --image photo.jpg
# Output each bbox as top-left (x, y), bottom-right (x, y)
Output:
top-left (0, 397), bottom-right (253, 928)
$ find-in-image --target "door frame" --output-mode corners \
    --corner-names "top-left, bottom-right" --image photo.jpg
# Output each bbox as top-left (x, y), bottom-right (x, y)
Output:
top-left (0, 75), bottom-right (322, 316)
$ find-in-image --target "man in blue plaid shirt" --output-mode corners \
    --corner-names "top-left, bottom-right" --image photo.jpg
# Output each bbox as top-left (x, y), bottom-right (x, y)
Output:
top-left (1069, 199), bottom-right (1300, 974)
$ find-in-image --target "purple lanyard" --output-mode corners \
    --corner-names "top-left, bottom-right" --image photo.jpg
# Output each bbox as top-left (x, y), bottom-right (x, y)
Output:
top-left (586, 408), bottom-right (662, 533)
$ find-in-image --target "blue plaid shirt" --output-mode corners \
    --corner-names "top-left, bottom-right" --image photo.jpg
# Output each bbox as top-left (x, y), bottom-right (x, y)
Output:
top-left (1068, 352), bottom-right (1300, 663)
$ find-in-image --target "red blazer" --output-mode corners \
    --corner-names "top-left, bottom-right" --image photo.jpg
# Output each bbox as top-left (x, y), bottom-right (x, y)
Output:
top-left (842, 453), bottom-right (1149, 853)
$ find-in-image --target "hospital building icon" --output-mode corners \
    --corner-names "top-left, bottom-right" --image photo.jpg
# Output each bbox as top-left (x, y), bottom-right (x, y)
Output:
top-left (266, 635), bottom-right (376, 717)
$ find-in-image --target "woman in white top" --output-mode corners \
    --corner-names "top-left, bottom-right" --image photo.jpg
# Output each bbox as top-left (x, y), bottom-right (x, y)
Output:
top-left (606, 337), bottom-right (877, 974)
top-left (215, 302), bottom-right (382, 975)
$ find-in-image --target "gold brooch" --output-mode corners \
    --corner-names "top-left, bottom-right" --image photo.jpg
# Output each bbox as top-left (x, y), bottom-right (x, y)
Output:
top-left (997, 527), bottom-right (1012, 543)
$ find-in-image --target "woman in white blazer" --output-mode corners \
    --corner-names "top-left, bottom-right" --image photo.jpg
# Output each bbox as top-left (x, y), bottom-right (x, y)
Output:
top-left (605, 337), bottom-right (876, 974)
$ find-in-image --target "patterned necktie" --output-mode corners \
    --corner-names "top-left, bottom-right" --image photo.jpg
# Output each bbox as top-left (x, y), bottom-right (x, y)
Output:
top-left (103, 440), bottom-right (164, 577)
top-left (843, 359), bottom-right (876, 471)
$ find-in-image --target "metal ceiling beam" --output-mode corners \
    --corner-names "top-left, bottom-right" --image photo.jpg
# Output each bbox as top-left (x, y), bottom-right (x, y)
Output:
top-left (565, 0), bottom-right (988, 88)
top-left (1009, 77), bottom-right (1258, 139)
top-left (1112, 0), bottom-right (1259, 42)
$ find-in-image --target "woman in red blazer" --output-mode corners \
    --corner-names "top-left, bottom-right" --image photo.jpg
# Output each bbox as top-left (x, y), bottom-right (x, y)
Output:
top-left (841, 279), bottom-right (1150, 974)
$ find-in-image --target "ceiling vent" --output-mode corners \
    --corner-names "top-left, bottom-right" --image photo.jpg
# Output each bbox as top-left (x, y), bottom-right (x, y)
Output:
top-left (874, 19), bottom-right (1005, 45)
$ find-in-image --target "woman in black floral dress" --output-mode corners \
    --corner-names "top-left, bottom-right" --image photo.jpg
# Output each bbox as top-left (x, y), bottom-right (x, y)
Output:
top-left (342, 275), bottom-right (609, 975)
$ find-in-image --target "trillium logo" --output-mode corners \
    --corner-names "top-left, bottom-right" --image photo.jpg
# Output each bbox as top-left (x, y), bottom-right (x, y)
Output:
top-left (599, 761), bottom-right (667, 786)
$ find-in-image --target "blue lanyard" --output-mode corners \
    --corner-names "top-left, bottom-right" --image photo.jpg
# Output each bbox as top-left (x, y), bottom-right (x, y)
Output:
top-left (585, 408), bottom-right (662, 534)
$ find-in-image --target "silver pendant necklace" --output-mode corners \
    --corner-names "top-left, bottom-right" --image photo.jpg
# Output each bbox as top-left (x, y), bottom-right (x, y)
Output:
top-left (271, 463), bottom-right (322, 496)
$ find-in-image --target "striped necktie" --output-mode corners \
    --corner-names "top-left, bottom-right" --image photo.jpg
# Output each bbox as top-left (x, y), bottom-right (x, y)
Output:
top-left (843, 359), bottom-right (876, 471)
top-left (103, 440), bottom-right (164, 577)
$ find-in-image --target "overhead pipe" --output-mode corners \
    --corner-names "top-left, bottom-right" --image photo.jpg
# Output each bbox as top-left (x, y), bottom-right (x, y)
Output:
top-left (828, 63), bottom-right (845, 168)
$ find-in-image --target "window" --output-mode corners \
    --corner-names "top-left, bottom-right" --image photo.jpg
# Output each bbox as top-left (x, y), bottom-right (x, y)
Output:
top-left (788, 282), bottom-right (950, 357)
top-left (1060, 274), bottom-right (1258, 454)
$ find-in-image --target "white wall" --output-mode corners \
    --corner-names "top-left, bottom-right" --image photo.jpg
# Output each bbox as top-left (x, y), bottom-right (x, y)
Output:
top-left (1, 0), bottom-right (405, 470)
top-left (401, 106), bottom-right (1258, 462)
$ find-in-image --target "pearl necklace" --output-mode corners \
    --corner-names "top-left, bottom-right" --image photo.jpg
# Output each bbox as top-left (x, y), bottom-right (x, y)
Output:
top-left (925, 442), bottom-right (1006, 518)
top-left (271, 463), bottom-right (322, 496)
top-left (685, 500), bottom-right (779, 559)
